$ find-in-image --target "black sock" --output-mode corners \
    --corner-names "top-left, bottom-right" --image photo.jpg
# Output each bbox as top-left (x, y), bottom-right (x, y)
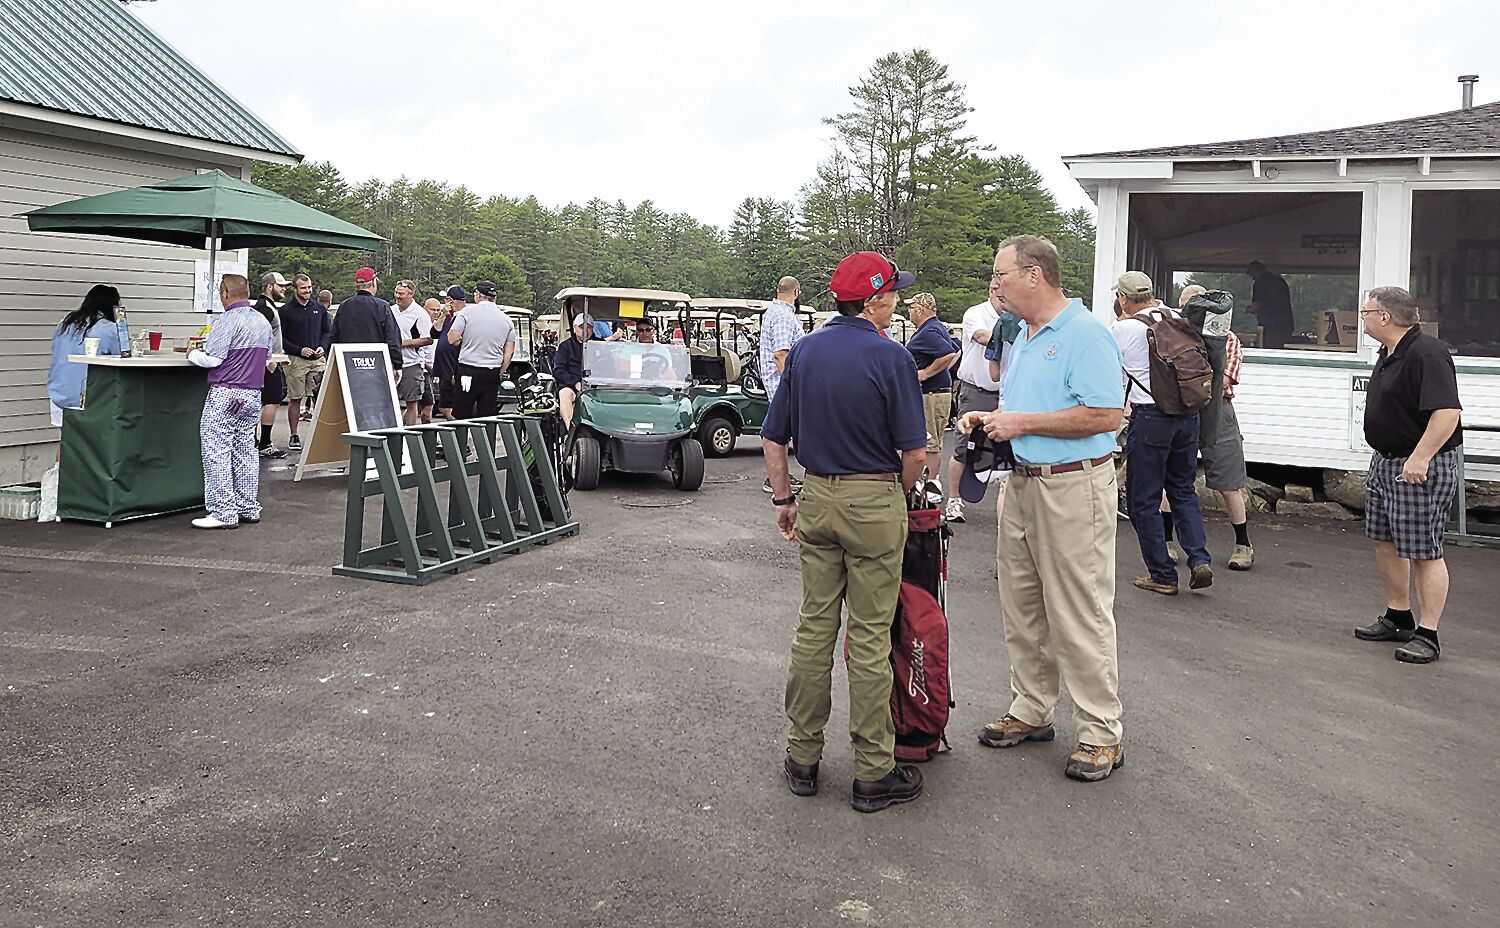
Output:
top-left (1414, 626), bottom-right (1439, 646)
top-left (1233, 521), bottom-right (1250, 546)
top-left (1384, 607), bottom-right (1415, 629)
top-left (1160, 511), bottom-right (1174, 541)
top-left (259, 425), bottom-right (272, 447)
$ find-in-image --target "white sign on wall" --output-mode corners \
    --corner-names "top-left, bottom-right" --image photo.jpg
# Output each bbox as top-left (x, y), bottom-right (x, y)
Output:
top-left (1350, 374), bottom-right (1373, 454)
top-left (194, 257), bottom-right (248, 314)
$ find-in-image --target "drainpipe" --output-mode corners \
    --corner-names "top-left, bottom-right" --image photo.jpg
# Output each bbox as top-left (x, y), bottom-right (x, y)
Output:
top-left (1459, 74), bottom-right (1478, 109)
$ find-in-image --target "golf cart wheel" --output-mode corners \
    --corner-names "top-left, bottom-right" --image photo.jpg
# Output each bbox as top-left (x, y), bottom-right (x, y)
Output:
top-left (573, 433), bottom-right (601, 490)
top-left (672, 438), bottom-right (705, 491)
top-left (699, 416), bottom-right (737, 458)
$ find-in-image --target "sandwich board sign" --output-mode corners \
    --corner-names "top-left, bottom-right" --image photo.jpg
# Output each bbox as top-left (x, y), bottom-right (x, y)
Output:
top-left (295, 344), bottom-right (406, 480)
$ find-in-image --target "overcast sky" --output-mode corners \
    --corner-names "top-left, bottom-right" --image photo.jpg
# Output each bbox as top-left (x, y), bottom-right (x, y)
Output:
top-left (135, 0), bottom-right (1496, 227)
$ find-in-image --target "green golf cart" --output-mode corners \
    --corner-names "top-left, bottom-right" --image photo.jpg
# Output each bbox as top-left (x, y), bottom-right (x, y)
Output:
top-left (557, 287), bottom-right (705, 491)
top-left (683, 298), bottom-right (813, 458)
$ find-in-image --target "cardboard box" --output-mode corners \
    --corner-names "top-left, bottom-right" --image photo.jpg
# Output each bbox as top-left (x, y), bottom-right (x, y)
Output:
top-left (1321, 310), bottom-right (1360, 346)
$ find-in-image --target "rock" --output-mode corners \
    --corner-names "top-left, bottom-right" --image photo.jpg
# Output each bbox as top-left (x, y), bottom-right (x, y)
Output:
top-left (1245, 492), bottom-right (1273, 514)
top-left (1462, 479), bottom-right (1500, 511)
top-left (1194, 472), bottom-right (1224, 511)
top-left (1276, 499), bottom-right (1358, 521)
top-left (1322, 469), bottom-right (1368, 511)
top-left (1245, 477), bottom-right (1284, 503)
top-left (1284, 484), bottom-right (1315, 503)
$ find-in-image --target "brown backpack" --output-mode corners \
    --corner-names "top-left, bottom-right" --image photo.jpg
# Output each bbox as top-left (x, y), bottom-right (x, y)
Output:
top-left (1125, 309), bottom-right (1214, 415)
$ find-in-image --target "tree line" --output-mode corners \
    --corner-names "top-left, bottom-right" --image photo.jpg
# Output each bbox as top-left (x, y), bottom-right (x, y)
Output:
top-left (250, 49), bottom-right (1095, 322)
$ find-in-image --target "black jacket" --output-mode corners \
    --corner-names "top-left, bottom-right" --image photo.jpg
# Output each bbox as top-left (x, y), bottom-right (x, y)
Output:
top-left (280, 296), bottom-right (332, 358)
top-left (552, 335), bottom-right (584, 390)
top-left (330, 291), bottom-right (401, 368)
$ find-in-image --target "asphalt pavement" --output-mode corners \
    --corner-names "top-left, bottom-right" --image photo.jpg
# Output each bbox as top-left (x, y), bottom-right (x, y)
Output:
top-left (2, 438), bottom-right (1498, 927)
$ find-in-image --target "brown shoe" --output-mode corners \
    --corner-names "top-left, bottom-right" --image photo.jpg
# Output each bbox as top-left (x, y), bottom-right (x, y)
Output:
top-left (1133, 575), bottom-right (1178, 596)
top-left (978, 714), bottom-right (1056, 748)
top-left (783, 754), bottom-right (818, 797)
top-left (1065, 742), bottom-right (1124, 782)
top-left (851, 764), bottom-right (923, 813)
top-left (1189, 563), bottom-right (1213, 590)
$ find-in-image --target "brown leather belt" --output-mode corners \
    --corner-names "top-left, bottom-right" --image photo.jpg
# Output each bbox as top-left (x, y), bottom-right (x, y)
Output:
top-left (1014, 453), bottom-right (1114, 478)
top-left (807, 472), bottom-right (900, 482)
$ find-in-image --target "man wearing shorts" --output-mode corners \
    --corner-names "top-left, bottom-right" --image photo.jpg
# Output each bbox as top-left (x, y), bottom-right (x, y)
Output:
top-left (1179, 285), bottom-right (1254, 570)
top-left (252, 272), bottom-right (288, 458)
top-left (279, 273), bottom-right (331, 449)
top-left (903, 292), bottom-right (960, 492)
top-left (944, 285), bottom-right (1003, 523)
top-left (419, 298), bottom-right (444, 423)
top-left (1353, 286), bottom-right (1462, 665)
top-left (389, 280), bottom-right (433, 425)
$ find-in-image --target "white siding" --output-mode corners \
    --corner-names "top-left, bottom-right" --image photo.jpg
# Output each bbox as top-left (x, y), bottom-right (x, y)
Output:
top-left (0, 125), bottom-right (252, 450)
top-left (1239, 356), bottom-right (1500, 478)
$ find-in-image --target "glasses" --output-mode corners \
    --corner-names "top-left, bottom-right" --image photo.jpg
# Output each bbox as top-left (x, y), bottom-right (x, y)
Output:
top-left (990, 265), bottom-right (1036, 283)
top-left (1358, 309), bottom-right (1387, 316)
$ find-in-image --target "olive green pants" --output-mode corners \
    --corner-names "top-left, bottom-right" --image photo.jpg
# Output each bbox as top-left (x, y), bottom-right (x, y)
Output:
top-left (785, 475), bottom-right (907, 781)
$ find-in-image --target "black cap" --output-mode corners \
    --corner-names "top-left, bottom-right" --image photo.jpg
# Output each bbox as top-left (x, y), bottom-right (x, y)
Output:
top-left (475, 280), bottom-right (497, 297)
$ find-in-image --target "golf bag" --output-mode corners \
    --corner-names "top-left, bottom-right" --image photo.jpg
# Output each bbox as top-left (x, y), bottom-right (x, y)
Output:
top-left (890, 500), bottom-right (954, 762)
top-left (518, 376), bottom-right (571, 520)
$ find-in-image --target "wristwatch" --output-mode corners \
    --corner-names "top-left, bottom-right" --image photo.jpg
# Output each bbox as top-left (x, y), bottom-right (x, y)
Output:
top-left (772, 495), bottom-right (796, 506)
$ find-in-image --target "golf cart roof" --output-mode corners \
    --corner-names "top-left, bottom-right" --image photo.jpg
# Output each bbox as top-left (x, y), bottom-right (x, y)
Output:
top-left (555, 287), bottom-right (692, 303)
top-left (690, 298), bottom-right (769, 312)
top-left (498, 304), bottom-right (533, 317)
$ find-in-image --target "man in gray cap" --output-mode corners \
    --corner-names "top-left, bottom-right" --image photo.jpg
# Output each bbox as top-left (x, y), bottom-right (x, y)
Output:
top-left (551, 312), bottom-right (591, 426)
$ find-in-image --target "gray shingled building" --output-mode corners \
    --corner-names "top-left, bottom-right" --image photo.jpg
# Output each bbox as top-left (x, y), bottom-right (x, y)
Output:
top-left (0, 0), bottom-right (300, 483)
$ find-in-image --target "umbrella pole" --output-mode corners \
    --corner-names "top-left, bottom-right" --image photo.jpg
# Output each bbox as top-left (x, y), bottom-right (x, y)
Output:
top-left (206, 219), bottom-right (218, 319)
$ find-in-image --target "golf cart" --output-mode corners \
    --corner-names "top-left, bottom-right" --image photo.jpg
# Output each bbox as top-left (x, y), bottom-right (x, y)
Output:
top-left (498, 305), bottom-right (549, 405)
top-left (557, 287), bottom-right (705, 491)
top-left (684, 298), bottom-right (811, 457)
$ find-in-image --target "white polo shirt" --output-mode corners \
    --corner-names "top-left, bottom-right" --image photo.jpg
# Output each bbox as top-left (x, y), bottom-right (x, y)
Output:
top-left (957, 300), bottom-right (1001, 393)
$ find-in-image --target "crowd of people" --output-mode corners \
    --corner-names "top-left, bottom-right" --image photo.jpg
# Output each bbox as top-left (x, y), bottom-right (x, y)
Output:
top-left (760, 237), bottom-right (1465, 813)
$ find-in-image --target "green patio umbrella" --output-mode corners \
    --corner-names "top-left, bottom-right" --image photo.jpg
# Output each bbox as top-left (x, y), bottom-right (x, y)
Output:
top-left (24, 170), bottom-right (384, 313)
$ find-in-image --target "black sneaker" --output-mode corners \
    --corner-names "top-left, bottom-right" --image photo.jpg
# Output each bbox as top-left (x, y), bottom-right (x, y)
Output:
top-left (763, 477), bottom-right (774, 493)
top-left (1394, 635), bottom-right (1440, 664)
top-left (258, 444), bottom-right (286, 459)
top-left (850, 764), bottom-right (923, 813)
top-left (1354, 614), bottom-right (1415, 642)
top-left (287, 435), bottom-right (303, 453)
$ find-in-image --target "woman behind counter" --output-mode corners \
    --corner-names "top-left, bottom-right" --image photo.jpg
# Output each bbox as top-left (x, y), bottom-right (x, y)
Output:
top-left (47, 285), bottom-right (122, 426)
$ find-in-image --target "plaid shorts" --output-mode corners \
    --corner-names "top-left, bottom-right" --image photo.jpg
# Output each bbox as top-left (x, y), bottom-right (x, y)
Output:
top-left (1364, 449), bottom-right (1459, 561)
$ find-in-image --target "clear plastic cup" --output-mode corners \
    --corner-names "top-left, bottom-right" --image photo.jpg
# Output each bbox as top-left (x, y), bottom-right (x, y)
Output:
top-left (83, 337), bottom-right (101, 356)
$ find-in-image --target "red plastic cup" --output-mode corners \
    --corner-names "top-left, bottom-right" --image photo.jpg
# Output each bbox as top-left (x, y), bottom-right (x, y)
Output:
top-left (148, 331), bottom-right (163, 351)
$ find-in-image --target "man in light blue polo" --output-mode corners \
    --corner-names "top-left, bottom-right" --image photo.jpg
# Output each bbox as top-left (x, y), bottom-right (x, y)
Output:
top-left (957, 234), bottom-right (1127, 783)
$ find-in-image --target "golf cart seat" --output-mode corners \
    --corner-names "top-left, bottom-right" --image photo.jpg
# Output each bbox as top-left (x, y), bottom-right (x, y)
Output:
top-left (689, 346), bottom-right (727, 384)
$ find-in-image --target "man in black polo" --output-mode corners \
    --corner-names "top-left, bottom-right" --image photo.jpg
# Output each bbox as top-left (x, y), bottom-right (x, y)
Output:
top-left (763, 250), bottom-right (928, 814)
top-left (1353, 286), bottom-right (1462, 664)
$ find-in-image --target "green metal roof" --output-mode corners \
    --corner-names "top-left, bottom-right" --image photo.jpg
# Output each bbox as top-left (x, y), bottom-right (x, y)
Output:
top-left (0, 0), bottom-right (300, 159)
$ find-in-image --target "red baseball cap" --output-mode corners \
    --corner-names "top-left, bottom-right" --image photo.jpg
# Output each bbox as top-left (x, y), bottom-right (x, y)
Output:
top-left (828, 251), bottom-right (915, 301)
top-left (354, 267), bottom-right (377, 284)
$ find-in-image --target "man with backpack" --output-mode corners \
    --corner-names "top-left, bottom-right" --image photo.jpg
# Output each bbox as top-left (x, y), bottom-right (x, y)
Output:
top-left (1112, 271), bottom-right (1214, 595)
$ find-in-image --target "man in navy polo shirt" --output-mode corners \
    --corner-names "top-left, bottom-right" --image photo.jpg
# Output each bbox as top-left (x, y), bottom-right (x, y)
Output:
top-left (958, 234), bottom-right (1128, 783)
top-left (903, 292), bottom-right (960, 490)
top-left (763, 251), bottom-right (928, 814)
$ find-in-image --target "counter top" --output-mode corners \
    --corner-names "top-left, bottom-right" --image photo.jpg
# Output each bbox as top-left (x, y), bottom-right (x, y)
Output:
top-left (70, 353), bottom-right (289, 366)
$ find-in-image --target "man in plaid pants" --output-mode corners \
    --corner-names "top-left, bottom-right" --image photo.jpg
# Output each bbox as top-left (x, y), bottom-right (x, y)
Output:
top-left (1352, 286), bottom-right (1463, 664)
top-left (188, 274), bottom-right (274, 530)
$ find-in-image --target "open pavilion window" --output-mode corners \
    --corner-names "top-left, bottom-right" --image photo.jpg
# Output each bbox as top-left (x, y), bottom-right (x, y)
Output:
top-left (1410, 189), bottom-right (1500, 358)
top-left (1125, 191), bottom-right (1364, 349)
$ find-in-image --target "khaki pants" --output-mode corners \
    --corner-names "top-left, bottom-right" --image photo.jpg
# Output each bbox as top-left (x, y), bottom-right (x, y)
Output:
top-left (786, 475), bottom-right (906, 781)
top-left (997, 460), bottom-right (1123, 746)
top-left (922, 391), bottom-right (951, 453)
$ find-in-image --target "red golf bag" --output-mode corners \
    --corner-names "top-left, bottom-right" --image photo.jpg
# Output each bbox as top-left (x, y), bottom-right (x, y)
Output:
top-left (890, 505), bottom-right (953, 762)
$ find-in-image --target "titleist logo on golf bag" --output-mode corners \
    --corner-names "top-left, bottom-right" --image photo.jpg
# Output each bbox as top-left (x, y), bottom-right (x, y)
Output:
top-left (906, 639), bottom-right (929, 706)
